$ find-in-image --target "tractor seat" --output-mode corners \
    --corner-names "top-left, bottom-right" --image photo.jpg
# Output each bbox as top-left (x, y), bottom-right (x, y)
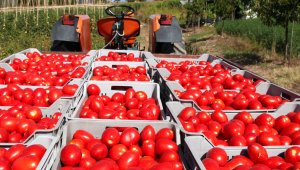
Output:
top-left (97, 17), bottom-right (140, 40)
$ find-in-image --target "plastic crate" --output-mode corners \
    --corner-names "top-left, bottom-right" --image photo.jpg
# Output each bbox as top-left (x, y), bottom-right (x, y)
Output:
top-left (184, 135), bottom-right (291, 170)
top-left (68, 81), bottom-right (167, 120)
top-left (165, 81), bottom-right (300, 113)
top-left (87, 61), bottom-right (151, 81)
top-left (96, 49), bottom-right (144, 61)
top-left (51, 120), bottom-right (190, 170)
top-left (11, 135), bottom-right (59, 170)
top-left (165, 101), bottom-right (300, 143)
top-left (0, 99), bottom-right (71, 145)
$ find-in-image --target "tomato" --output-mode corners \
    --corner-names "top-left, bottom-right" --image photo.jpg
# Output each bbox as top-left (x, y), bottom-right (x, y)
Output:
top-left (111, 93), bottom-right (124, 103)
top-left (155, 128), bottom-right (174, 141)
top-left (22, 144), bottom-right (46, 160)
top-left (291, 111), bottom-right (300, 124)
top-left (223, 123), bottom-right (244, 139)
top-left (232, 98), bottom-right (249, 110)
top-left (89, 160), bottom-right (115, 170)
top-left (138, 160), bottom-right (158, 170)
top-left (139, 108), bottom-right (154, 120)
top-left (206, 147), bottom-right (228, 167)
top-left (248, 100), bottom-right (262, 110)
top-left (211, 110), bottom-right (228, 123)
top-left (178, 107), bottom-right (196, 121)
top-left (229, 135), bottom-right (247, 146)
top-left (79, 157), bottom-right (97, 170)
top-left (257, 132), bottom-right (281, 146)
top-left (277, 163), bottom-right (293, 170)
top-left (120, 127), bottom-right (140, 147)
top-left (196, 111), bottom-right (212, 125)
top-left (169, 160), bottom-right (183, 170)
top-left (12, 155), bottom-right (40, 170)
top-left (90, 143), bottom-right (108, 160)
top-left (61, 144), bottom-right (82, 166)
top-left (194, 124), bottom-right (208, 133)
top-left (274, 115), bottom-right (291, 131)
top-left (280, 123), bottom-right (300, 136)
top-left (26, 106), bottom-right (42, 122)
top-left (0, 118), bottom-right (19, 133)
top-left (224, 157), bottom-right (254, 169)
top-left (108, 144), bottom-right (127, 161)
top-left (202, 158), bottom-right (220, 170)
top-left (155, 139), bottom-right (178, 155)
top-left (141, 125), bottom-right (156, 142)
top-left (262, 96), bottom-right (279, 107)
top-left (101, 128), bottom-right (120, 147)
top-left (89, 98), bottom-right (104, 113)
top-left (181, 121), bottom-right (195, 132)
top-left (4, 144), bottom-right (26, 164)
top-left (279, 136), bottom-right (292, 146)
top-left (124, 89), bottom-right (136, 102)
top-left (284, 146), bottom-right (300, 164)
top-left (264, 156), bottom-right (286, 169)
top-left (62, 85), bottom-right (78, 95)
top-left (0, 157), bottom-right (10, 170)
top-left (233, 111), bottom-right (254, 126)
top-left (255, 113), bottom-right (275, 128)
top-left (134, 91), bottom-right (147, 102)
top-left (86, 139), bottom-right (102, 152)
top-left (73, 130), bottom-right (94, 145)
top-left (187, 116), bottom-right (200, 126)
top-left (117, 151), bottom-right (140, 170)
top-left (245, 124), bottom-right (260, 136)
top-left (208, 121), bottom-right (221, 137)
top-left (159, 150), bottom-right (179, 163)
top-left (247, 143), bottom-right (268, 164)
top-left (202, 131), bottom-right (217, 145)
top-left (125, 98), bottom-right (139, 110)
top-left (142, 140), bottom-right (156, 159)
top-left (48, 88), bottom-right (62, 104)
top-left (243, 133), bottom-right (258, 145)
top-left (68, 139), bottom-right (85, 149)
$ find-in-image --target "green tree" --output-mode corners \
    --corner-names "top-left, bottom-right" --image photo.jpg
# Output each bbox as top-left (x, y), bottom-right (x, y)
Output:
top-left (184, 0), bottom-right (206, 31)
top-left (215, 0), bottom-right (239, 36)
top-left (257, 0), bottom-right (300, 64)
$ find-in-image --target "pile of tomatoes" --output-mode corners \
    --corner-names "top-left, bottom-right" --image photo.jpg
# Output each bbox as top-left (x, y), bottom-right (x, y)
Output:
top-left (178, 107), bottom-right (300, 147)
top-left (90, 65), bottom-right (150, 81)
top-left (95, 51), bottom-right (142, 62)
top-left (175, 86), bottom-right (288, 110)
top-left (0, 143), bottom-right (48, 170)
top-left (156, 60), bottom-right (210, 67)
top-left (203, 143), bottom-right (300, 170)
top-left (0, 106), bottom-right (61, 143)
top-left (79, 84), bottom-right (161, 120)
top-left (0, 66), bottom-right (86, 86)
top-left (10, 52), bottom-right (90, 71)
top-left (0, 84), bottom-right (78, 107)
top-left (59, 125), bottom-right (182, 170)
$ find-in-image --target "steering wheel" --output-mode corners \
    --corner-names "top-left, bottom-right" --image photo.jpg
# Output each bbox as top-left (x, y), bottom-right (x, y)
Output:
top-left (105, 5), bottom-right (135, 17)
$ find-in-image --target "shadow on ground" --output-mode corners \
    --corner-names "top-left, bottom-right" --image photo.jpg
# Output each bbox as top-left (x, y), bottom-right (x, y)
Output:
top-left (223, 53), bottom-right (264, 66)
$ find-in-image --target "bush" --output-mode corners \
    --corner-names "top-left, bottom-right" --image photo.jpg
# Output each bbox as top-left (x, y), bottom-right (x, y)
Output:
top-left (215, 19), bottom-right (300, 57)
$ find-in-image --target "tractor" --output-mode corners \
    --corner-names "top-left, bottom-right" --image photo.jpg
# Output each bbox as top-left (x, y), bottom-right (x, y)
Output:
top-left (50, 5), bottom-right (186, 54)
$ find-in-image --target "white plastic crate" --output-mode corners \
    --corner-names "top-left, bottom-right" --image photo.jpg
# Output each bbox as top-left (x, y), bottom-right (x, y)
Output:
top-left (96, 49), bottom-right (144, 61)
top-left (166, 101), bottom-right (300, 142)
top-left (87, 61), bottom-right (151, 81)
top-left (68, 81), bottom-right (167, 120)
top-left (0, 99), bottom-right (71, 145)
top-left (184, 135), bottom-right (291, 170)
top-left (51, 120), bottom-right (187, 170)
top-left (165, 81), bottom-right (300, 113)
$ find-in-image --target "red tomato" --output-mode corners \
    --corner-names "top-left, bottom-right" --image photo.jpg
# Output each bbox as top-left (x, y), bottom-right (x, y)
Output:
top-left (142, 140), bottom-right (156, 159)
top-left (0, 118), bottom-right (19, 133)
top-left (248, 100), bottom-right (262, 110)
top-left (101, 128), bottom-right (120, 147)
top-left (264, 156), bottom-right (286, 169)
top-left (159, 150), bottom-right (179, 163)
top-left (178, 107), bottom-right (196, 121)
top-left (68, 139), bottom-right (85, 149)
top-left (257, 132), bottom-right (281, 146)
top-left (120, 127), bottom-right (140, 147)
top-left (196, 111), bottom-right (212, 125)
top-left (224, 157), bottom-right (254, 169)
top-left (0, 157), bottom-right (10, 170)
top-left (22, 144), bottom-right (47, 160)
top-left (233, 111), bottom-right (254, 126)
top-left (229, 135), bottom-right (247, 146)
top-left (274, 115), bottom-right (291, 131)
top-left (12, 155), bottom-right (40, 170)
top-left (86, 139), bottom-right (102, 152)
top-left (141, 125), bottom-right (156, 142)
top-left (134, 91), bottom-right (147, 102)
top-left (280, 123), bottom-right (300, 136)
top-left (284, 146), bottom-right (300, 164)
top-left (208, 121), bottom-right (222, 137)
top-left (202, 131), bottom-right (217, 145)
top-left (155, 139), bottom-right (178, 155)
top-left (117, 151), bottom-right (140, 170)
top-left (4, 144), bottom-right (26, 163)
top-left (245, 124), bottom-right (260, 136)
top-left (108, 144), bottom-right (128, 161)
top-left (90, 143), bottom-right (108, 160)
top-left (247, 143), bottom-right (268, 164)
top-left (279, 136), bottom-right (292, 146)
top-left (48, 88), bottom-right (63, 104)
top-left (255, 113), bottom-right (275, 128)
top-left (232, 98), bottom-right (249, 110)
top-left (223, 123), bottom-right (244, 139)
top-left (155, 128), bottom-right (174, 141)
top-left (26, 106), bottom-right (42, 122)
top-left (79, 157), bottom-right (97, 170)
top-left (73, 130), bottom-right (94, 145)
top-left (61, 144), bottom-right (82, 166)
top-left (206, 147), bottom-right (228, 167)
top-left (181, 121), bottom-right (195, 132)
top-left (89, 160), bottom-right (115, 170)
top-left (211, 110), bottom-right (228, 123)
top-left (202, 158), bottom-right (220, 170)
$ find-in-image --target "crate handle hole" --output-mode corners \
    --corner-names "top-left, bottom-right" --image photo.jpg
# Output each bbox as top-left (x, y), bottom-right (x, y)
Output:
top-left (252, 78), bottom-right (258, 82)
top-left (111, 86), bottom-right (133, 91)
top-left (281, 92), bottom-right (291, 101)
